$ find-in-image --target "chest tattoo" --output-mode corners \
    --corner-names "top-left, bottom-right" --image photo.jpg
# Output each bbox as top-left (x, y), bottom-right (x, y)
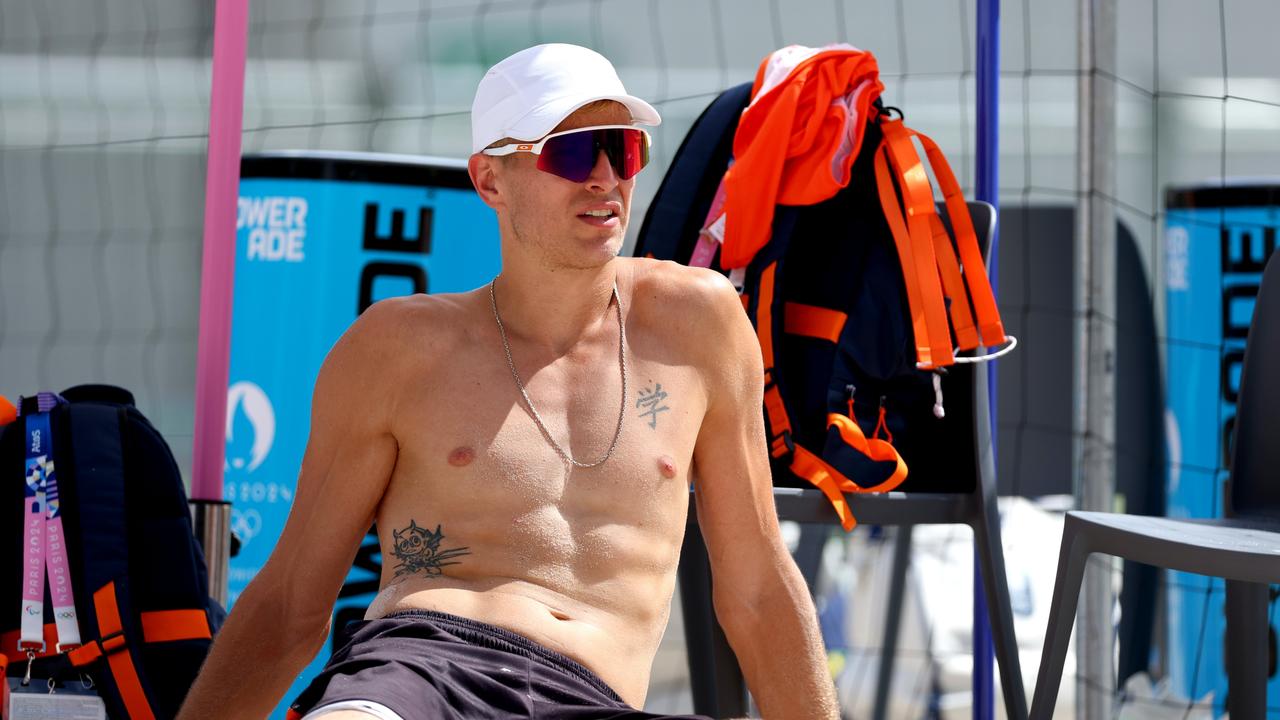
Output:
top-left (390, 519), bottom-right (471, 578)
top-left (637, 383), bottom-right (672, 429)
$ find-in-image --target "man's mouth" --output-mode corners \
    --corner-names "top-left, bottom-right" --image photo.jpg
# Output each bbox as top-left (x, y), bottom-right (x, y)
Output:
top-left (578, 207), bottom-right (621, 227)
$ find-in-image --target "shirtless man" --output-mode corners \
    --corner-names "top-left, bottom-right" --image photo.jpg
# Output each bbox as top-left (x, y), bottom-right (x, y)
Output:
top-left (178, 44), bottom-right (837, 720)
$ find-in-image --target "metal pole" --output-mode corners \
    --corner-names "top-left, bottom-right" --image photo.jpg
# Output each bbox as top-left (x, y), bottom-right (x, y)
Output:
top-left (192, 500), bottom-right (233, 607)
top-left (1074, 0), bottom-right (1117, 718)
top-left (192, 0), bottom-right (251, 602)
top-left (975, 1), bottom-right (1000, 718)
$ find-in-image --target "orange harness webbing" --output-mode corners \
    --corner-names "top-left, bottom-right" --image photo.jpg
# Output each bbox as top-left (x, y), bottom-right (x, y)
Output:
top-left (1, 651), bottom-right (8, 713)
top-left (0, 586), bottom-right (211, 718)
top-left (756, 265), bottom-right (909, 531)
top-left (874, 117), bottom-right (1007, 369)
top-left (878, 118), bottom-right (955, 369)
top-left (912, 128), bottom-right (1007, 346)
top-left (784, 302), bottom-right (847, 343)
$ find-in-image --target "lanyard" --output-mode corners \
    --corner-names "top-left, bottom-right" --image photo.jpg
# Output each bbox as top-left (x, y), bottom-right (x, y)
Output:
top-left (18, 392), bottom-right (80, 656)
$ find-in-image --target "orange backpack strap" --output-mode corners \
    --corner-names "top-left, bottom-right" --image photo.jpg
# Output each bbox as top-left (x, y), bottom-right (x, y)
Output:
top-left (825, 413), bottom-right (909, 494)
top-left (928, 212), bottom-right (981, 349)
top-left (65, 582), bottom-right (157, 720)
top-left (139, 610), bottom-right (213, 644)
top-left (784, 302), bottom-right (847, 343)
top-left (757, 262), bottom-right (796, 459)
top-left (879, 118), bottom-right (956, 369)
top-left (787, 420), bottom-right (909, 534)
top-left (874, 147), bottom-right (934, 367)
top-left (911, 128), bottom-right (1008, 346)
top-left (754, 228), bottom-right (911, 531)
top-left (789, 446), bottom-right (859, 531)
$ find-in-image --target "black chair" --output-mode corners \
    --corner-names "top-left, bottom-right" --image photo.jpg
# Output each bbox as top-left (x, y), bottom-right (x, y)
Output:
top-left (1028, 254), bottom-right (1280, 719)
top-left (666, 199), bottom-right (1028, 718)
top-left (995, 206), bottom-right (1165, 687)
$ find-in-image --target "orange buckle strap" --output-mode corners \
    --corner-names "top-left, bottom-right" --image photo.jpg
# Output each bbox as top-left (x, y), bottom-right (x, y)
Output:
top-left (789, 445), bottom-right (859, 531)
top-left (826, 413), bottom-right (909, 494)
top-left (879, 119), bottom-right (956, 369)
top-left (874, 144), bottom-right (935, 368)
top-left (786, 421), bottom-right (911, 532)
top-left (911, 127), bottom-right (1007, 346)
top-left (140, 609), bottom-right (212, 644)
top-left (756, 262), bottom-right (779, 368)
top-left (90, 582), bottom-right (156, 720)
top-left (1, 623), bottom-right (60, 662)
top-left (1, 651), bottom-right (8, 714)
top-left (757, 261), bottom-right (797, 458)
top-left (784, 302), bottom-right (847, 343)
top-left (927, 212), bottom-right (981, 349)
top-left (764, 380), bottom-right (793, 459)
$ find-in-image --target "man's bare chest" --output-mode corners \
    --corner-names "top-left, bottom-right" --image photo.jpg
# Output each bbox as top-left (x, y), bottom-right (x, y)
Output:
top-left (377, 343), bottom-right (706, 543)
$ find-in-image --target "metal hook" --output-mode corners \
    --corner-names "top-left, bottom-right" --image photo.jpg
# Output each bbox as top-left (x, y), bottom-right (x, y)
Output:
top-left (22, 649), bottom-right (35, 686)
top-left (48, 676), bottom-right (57, 694)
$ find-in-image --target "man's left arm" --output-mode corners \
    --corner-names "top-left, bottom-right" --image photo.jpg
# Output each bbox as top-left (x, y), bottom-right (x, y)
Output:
top-left (688, 271), bottom-right (839, 720)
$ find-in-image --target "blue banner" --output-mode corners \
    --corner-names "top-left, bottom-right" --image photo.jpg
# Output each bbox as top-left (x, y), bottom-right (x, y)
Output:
top-left (227, 155), bottom-right (500, 718)
top-left (1165, 190), bottom-right (1277, 714)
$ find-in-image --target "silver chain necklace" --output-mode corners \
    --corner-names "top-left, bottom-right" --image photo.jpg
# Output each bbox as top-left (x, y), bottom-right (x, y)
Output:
top-left (489, 278), bottom-right (628, 468)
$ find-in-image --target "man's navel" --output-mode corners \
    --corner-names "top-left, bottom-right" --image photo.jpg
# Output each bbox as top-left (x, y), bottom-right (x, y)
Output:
top-left (658, 455), bottom-right (678, 479)
top-left (448, 446), bottom-right (476, 467)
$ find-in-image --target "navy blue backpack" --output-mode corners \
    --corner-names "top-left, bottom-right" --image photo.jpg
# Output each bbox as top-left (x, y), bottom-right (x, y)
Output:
top-left (636, 81), bottom-right (1010, 530)
top-left (2, 385), bottom-right (224, 719)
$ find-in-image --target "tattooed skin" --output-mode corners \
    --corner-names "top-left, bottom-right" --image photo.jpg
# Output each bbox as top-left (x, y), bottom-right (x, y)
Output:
top-left (636, 383), bottom-right (671, 429)
top-left (390, 520), bottom-right (470, 578)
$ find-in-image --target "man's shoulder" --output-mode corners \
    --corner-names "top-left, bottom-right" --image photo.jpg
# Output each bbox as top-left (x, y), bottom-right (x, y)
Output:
top-left (625, 256), bottom-right (741, 321)
top-left (336, 291), bottom-right (475, 370)
top-left (624, 257), bottom-right (752, 375)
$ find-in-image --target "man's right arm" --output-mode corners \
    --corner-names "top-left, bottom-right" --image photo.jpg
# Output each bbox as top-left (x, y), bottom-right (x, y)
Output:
top-left (177, 299), bottom-right (407, 719)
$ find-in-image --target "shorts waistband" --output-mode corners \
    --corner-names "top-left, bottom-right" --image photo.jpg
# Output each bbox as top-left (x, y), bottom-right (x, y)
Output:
top-left (378, 609), bottom-right (623, 703)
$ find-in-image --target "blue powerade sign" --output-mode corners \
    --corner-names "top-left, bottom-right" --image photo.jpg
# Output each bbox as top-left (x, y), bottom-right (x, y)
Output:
top-left (226, 152), bottom-right (500, 718)
top-left (1164, 183), bottom-right (1280, 716)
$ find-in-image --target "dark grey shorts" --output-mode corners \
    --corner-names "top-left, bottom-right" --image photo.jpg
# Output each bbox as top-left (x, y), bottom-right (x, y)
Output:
top-left (287, 609), bottom-right (711, 720)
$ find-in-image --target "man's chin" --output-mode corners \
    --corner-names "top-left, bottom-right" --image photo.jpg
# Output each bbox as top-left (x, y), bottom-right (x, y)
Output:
top-left (562, 237), bottom-right (623, 270)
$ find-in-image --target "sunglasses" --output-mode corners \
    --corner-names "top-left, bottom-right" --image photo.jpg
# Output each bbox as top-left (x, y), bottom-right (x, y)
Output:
top-left (482, 124), bottom-right (651, 183)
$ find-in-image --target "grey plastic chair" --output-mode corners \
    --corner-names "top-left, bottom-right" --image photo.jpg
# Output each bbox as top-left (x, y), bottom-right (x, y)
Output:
top-left (677, 200), bottom-right (1028, 720)
top-left (1028, 254), bottom-right (1280, 719)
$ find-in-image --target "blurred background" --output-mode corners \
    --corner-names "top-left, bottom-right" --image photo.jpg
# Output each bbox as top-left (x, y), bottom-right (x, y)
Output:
top-left (2, 0), bottom-right (1279, 717)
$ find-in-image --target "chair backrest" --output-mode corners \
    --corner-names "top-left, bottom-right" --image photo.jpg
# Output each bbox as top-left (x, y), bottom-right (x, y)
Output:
top-left (1231, 254), bottom-right (1280, 519)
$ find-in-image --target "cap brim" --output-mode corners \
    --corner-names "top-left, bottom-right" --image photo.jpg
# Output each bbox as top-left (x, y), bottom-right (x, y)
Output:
top-left (505, 93), bottom-right (662, 142)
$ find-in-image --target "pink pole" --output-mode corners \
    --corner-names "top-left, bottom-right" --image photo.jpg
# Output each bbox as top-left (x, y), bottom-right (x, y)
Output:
top-left (192, 0), bottom-right (250, 502)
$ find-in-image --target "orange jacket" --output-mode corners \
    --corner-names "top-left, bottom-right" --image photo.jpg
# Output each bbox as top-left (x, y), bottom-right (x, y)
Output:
top-left (720, 46), bottom-right (884, 270)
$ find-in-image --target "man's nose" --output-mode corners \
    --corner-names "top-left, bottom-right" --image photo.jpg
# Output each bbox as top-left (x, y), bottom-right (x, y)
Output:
top-left (584, 150), bottom-right (620, 192)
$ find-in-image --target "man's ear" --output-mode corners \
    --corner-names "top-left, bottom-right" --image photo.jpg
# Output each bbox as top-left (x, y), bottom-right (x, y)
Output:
top-left (468, 153), bottom-right (504, 210)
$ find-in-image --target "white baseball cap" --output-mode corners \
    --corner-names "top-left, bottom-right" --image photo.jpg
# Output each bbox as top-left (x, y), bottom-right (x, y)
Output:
top-left (470, 43), bottom-right (662, 154)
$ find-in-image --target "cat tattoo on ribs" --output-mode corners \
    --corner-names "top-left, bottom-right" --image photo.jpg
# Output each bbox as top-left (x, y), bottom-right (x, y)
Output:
top-left (390, 519), bottom-right (471, 577)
